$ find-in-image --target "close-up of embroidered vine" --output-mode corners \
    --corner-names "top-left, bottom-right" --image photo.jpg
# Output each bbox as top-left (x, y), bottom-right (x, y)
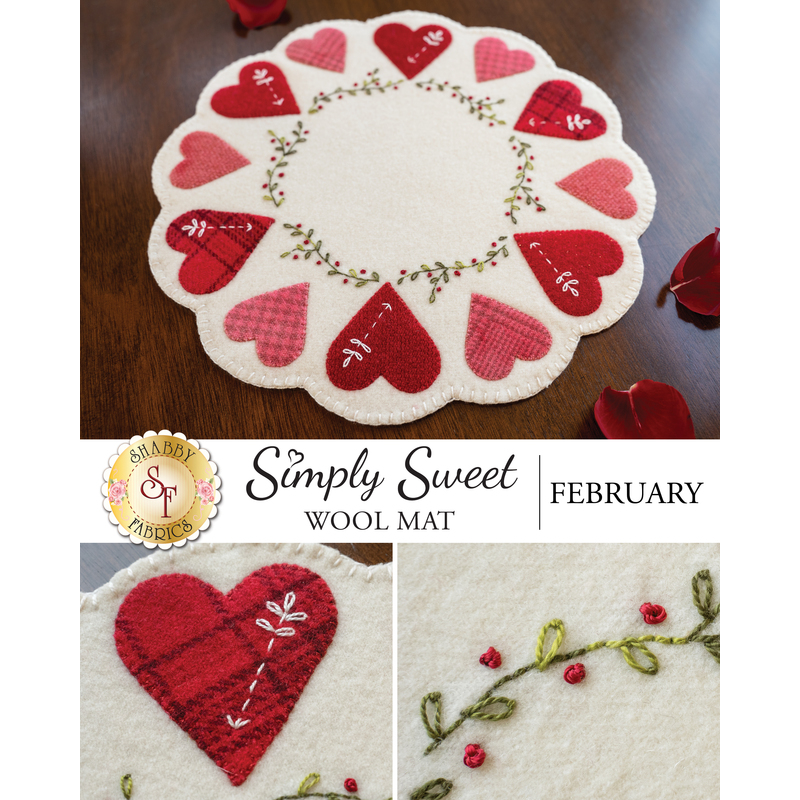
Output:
top-left (117, 772), bottom-right (392, 800)
top-left (262, 120), bottom-right (308, 207)
top-left (415, 79), bottom-right (506, 126)
top-left (505, 136), bottom-right (545, 223)
top-left (397, 238), bottom-right (509, 303)
top-left (308, 69), bottom-right (403, 113)
top-left (281, 223), bottom-right (380, 286)
top-left (409, 570), bottom-right (719, 799)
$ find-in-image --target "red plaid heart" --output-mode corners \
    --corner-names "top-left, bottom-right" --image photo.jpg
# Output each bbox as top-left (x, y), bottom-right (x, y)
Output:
top-left (170, 132), bottom-right (250, 190)
top-left (224, 283), bottom-right (309, 367)
top-left (326, 283), bottom-right (440, 393)
top-left (556, 159), bottom-right (637, 219)
top-left (474, 37), bottom-right (534, 83)
top-left (465, 294), bottom-right (552, 380)
top-left (115, 565), bottom-right (337, 787)
top-left (514, 80), bottom-right (606, 141)
top-left (514, 230), bottom-right (624, 316)
top-left (211, 61), bottom-right (300, 118)
top-left (373, 23), bottom-right (452, 79)
top-left (166, 210), bottom-right (274, 294)
top-left (286, 28), bottom-right (346, 73)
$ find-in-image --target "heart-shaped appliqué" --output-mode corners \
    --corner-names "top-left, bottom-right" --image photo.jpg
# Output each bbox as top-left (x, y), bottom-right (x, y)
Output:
top-left (474, 37), bottom-right (535, 83)
top-left (115, 565), bottom-right (337, 786)
top-left (373, 23), bottom-right (452, 79)
top-left (170, 132), bottom-right (250, 190)
top-left (286, 28), bottom-right (346, 73)
top-left (224, 283), bottom-right (310, 367)
top-left (514, 230), bottom-right (624, 316)
top-left (514, 80), bottom-right (607, 141)
top-left (326, 283), bottom-right (441, 393)
top-left (465, 294), bottom-right (552, 380)
top-left (211, 61), bottom-right (300, 118)
top-left (556, 159), bottom-right (637, 219)
top-left (166, 210), bottom-right (274, 294)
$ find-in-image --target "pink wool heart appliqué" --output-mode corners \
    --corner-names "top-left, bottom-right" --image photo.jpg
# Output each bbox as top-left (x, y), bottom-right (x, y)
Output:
top-left (224, 284), bottom-right (310, 367)
top-left (286, 28), bottom-right (346, 73)
top-left (465, 294), bottom-right (552, 380)
top-left (514, 80), bottom-right (607, 141)
top-left (115, 565), bottom-right (337, 787)
top-left (170, 132), bottom-right (250, 189)
top-left (474, 37), bottom-right (534, 82)
top-left (373, 23), bottom-right (452, 79)
top-left (514, 230), bottom-right (624, 316)
top-left (166, 210), bottom-right (274, 294)
top-left (211, 61), bottom-right (300, 118)
top-left (556, 159), bottom-right (637, 219)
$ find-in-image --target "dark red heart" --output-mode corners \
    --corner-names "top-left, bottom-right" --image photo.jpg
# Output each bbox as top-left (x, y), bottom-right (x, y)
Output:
top-left (514, 80), bottom-right (607, 141)
top-left (166, 210), bottom-right (274, 294)
top-left (373, 23), bottom-right (452, 79)
top-left (514, 230), bottom-right (624, 316)
top-left (211, 61), bottom-right (300, 118)
top-left (115, 564), bottom-right (337, 786)
top-left (326, 283), bottom-right (441, 393)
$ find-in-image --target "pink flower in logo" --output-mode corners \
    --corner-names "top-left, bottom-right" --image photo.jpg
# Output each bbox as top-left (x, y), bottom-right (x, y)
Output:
top-left (196, 479), bottom-right (215, 505)
top-left (109, 480), bottom-right (127, 505)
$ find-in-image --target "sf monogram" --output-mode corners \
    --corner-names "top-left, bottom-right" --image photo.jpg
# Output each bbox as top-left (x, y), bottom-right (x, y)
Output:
top-left (140, 465), bottom-right (178, 518)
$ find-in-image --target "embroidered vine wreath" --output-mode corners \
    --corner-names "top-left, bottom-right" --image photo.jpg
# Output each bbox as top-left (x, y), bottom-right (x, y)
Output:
top-left (149, 11), bottom-right (655, 425)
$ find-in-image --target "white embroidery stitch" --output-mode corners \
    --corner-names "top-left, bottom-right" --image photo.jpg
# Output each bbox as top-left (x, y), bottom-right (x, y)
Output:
top-left (566, 114), bottom-right (591, 131)
top-left (341, 304), bottom-right (393, 368)
top-left (252, 67), bottom-right (286, 106)
top-left (529, 242), bottom-right (580, 296)
top-left (408, 31), bottom-right (445, 64)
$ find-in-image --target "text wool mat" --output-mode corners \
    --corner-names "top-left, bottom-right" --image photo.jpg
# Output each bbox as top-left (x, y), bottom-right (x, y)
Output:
top-left (149, 11), bottom-right (655, 425)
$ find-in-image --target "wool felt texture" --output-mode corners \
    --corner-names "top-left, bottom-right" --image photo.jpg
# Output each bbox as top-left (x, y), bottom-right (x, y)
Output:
top-left (398, 543), bottom-right (719, 800)
top-left (149, 11), bottom-right (656, 425)
top-left (81, 543), bottom-right (392, 800)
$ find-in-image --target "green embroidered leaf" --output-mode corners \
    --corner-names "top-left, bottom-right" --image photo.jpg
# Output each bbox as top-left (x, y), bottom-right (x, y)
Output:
top-left (280, 252), bottom-right (290, 258)
top-left (463, 695), bottom-right (515, 721)
top-left (691, 569), bottom-right (716, 620)
top-left (499, 236), bottom-right (507, 240)
top-left (307, 229), bottom-right (314, 237)
top-left (476, 262), bottom-right (484, 272)
top-left (397, 277), bottom-right (405, 285)
top-left (372, 272), bottom-right (379, 281)
top-left (411, 272), bottom-right (419, 281)
top-left (435, 262), bottom-right (445, 269)
top-left (304, 251), bottom-right (312, 259)
top-left (443, 272), bottom-right (449, 283)
top-left (328, 270), bottom-right (339, 276)
top-left (297, 773), bottom-right (320, 796)
top-left (535, 619), bottom-right (566, 670)
top-left (619, 640), bottom-right (659, 675)
top-left (356, 281), bottom-right (367, 287)
top-left (297, 245), bottom-right (305, 251)
top-left (121, 775), bottom-right (133, 800)
top-left (411, 778), bottom-right (453, 800)
top-left (429, 293), bottom-right (436, 303)
top-left (349, 269), bottom-right (357, 278)
top-left (420, 692), bottom-right (445, 740)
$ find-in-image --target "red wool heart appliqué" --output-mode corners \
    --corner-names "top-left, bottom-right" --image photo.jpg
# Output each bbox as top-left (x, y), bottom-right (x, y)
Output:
top-left (115, 564), bottom-right (337, 786)
top-left (474, 37), bottom-right (534, 83)
top-left (514, 230), bottom-right (624, 316)
top-left (286, 28), bottom-right (347, 73)
top-left (326, 283), bottom-right (441, 393)
top-left (556, 159), bottom-right (637, 219)
top-left (170, 132), bottom-right (250, 190)
top-left (224, 283), bottom-right (310, 367)
top-left (514, 80), bottom-right (607, 141)
top-left (166, 210), bottom-right (274, 294)
top-left (211, 61), bottom-right (300, 118)
top-left (465, 294), bottom-right (552, 380)
top-left (373, 23), bottom-right (452, 79)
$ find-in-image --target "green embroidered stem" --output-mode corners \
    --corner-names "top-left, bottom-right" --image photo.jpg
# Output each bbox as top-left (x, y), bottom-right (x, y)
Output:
top-left (120, 774), bottom-right (132, 799)
top-left (421, 570), bottom-right (720, 754)
top-left (263, 120), bottom-right (307, 207)
top-left (280, 224), bottom-right (380, 286)
top-left (505, 136), bottom-right (546, 223)
top-left (396, 237), bottom-right (509, 304)
top-left (410, 778), bottom-right (453, 800)
top-left (309, 68), bottom-right (403, 113)
top-left (415, 80), bottom-right (506, 125)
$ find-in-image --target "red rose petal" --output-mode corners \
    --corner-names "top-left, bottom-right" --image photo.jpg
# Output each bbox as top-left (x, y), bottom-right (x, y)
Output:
top-left (670, 228), bottom-right (720, 316)
top-left (594, 380), bottom-right (695, 439)
top-left (225, 0), bottom-right (286, 29)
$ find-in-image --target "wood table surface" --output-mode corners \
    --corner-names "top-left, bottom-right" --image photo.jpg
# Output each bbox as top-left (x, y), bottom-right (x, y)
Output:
top-left (81, 0), bottom-right (719, 439)
top-left (80, 542), bottom-right (392, 592)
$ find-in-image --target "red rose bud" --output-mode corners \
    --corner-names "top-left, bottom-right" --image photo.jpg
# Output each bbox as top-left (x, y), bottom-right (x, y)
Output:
top-left (225, 0), bottom-right (287, 29)
top-left (670, 228), bottom-right (720, 316)
top-left (594, 380), bottom-right (695, 439)
top-left (479, 646), bottom-right (502, 669)
top-left (563, 663), bottom-right (586, 684)
top-left (344, 778), bottom-right (358, 793)
top-left (640, 602), bottom-right (667, 624)
top-left (463, 743), bottom-right (486, 768)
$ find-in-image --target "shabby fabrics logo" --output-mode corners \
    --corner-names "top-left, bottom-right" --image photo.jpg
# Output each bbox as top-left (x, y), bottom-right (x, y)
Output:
top-left (102, 430), bottom-right (220, 548)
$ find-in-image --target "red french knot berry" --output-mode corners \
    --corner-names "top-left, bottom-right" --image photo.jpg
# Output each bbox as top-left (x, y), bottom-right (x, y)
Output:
top-left (527, 178), bottom-right (532, 182)
top-left (343, 278), bottom-right (348, 283)
top-left (513, 146), bottom-right (517, 150)
top-left (452, 92), bottom-right (457, 97)
top-left (468, 95), bottom-right (473, 100)
top-left (564, 663), bottom-right (586, 684)
top-left (375, 81), bottom-right (380, 86)
top-left (262, 183), bottom-right (268, 188)
top-left (316, 260), bottom-right (321, 265)
top-left (444, 81), bottom-right (449, 85)
top-left (271, 157), bottom-right (276, 161)
top-left (270, 138), bottom-right (276, 143)
top-left (491, 261), bottom-right (497, 265)
top-left (485, 96), bottom-right (490, 100)
top-left (463, 744), bottom-right (486, 769)
top-left (304, 130), bottom-right (309, 134)
top-left (454, 270), bottom-right (461, 276)
top-left (338, 95), bottom-right (343, 99)
top-left (640, 602), bottom-right (667, 624)
top-left (427, 272), bottom-right (433, 278)
top-left (436, 286), bottom-right (441, 292)
top-left (335, 261), bottom-right (340, 266)
top-left (478, 105), bottom-right (483, 110)
top-left (344, 779), bottom-right (358, 793)
top-left (426, 86), bottom-right (431, 91)
top-left (517, 196), bottom-right (522, 200)
top-left (292, 254), bottom-right (299, 260)
top-left (278, 172), bottom-right (284, 177)
top-left (303, 240), bottom-right (309, 245)
top-left (353, 83), bottom-right (358, 87)
top-left (279, 191), bottom-right (284, 196)
top-left (471, 259), bottom-right (477, 263)
top-left (505, 212), bottom-right (510, 216)
top-left (535, 196), bottom-right (540, 201)
top-left (317, 105), bottom-right (323, 110)
top-left (367, 72), bottom-right (372, 76)
top-left (400, 270), bottom-right (407, 274)
top-left (393, 85), bottom-right (399, 90)
top-left (296, 223), bottom-right (302, 228)
top-left (490, 122), bottom-right (494, 126)
top-left (492, 242), bottom-right (497, 247)
top-left (479, 646), bottom-right (502, 669)
top-left (537, 207), bottom-right (543, 212)
top-left (517, 166), bottom-right (522, 170)
top-left (360, 269), bottom-right (366, 274)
